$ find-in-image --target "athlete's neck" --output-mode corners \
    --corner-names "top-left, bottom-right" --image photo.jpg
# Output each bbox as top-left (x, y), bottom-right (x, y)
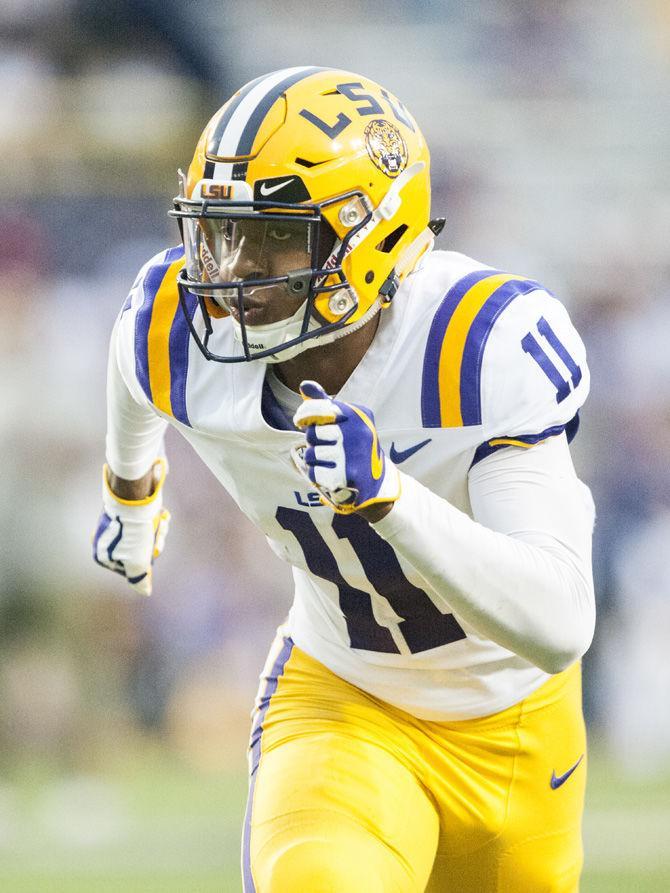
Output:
top-left (273, 312), bottom-right (381, 395)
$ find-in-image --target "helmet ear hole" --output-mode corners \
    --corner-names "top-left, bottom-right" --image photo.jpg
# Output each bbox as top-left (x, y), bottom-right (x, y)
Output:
top-left (376, 224), bottom-right (408, 254)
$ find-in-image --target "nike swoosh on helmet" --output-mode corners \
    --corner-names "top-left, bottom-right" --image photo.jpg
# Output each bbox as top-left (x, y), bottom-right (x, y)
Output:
top-left (259, 178), bottom-right (295, 196)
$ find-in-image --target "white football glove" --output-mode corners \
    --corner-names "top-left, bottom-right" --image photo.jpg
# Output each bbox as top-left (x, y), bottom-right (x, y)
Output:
top-left (92, 458), bottom-right (170, 596)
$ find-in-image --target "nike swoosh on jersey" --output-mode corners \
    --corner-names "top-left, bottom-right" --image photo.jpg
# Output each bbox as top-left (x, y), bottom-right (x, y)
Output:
top-left (389, 438), bottom-right (432, 464)
top-left (550, 754), bottom-right (584, 790)
top-left (259, 178), bottom-right (295, 196)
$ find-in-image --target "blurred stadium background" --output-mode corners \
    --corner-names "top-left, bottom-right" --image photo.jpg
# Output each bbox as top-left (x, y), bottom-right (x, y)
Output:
top-left (1, 0), bottom-right (669, 890)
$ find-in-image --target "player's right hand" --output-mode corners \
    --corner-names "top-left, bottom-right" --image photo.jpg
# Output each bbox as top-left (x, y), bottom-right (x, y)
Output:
top-left (92, 458), bottom-right (170, 596)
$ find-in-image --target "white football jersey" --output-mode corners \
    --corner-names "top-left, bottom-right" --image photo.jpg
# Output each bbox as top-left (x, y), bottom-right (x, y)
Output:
top-left (112, 245), bottom-right (590, 720)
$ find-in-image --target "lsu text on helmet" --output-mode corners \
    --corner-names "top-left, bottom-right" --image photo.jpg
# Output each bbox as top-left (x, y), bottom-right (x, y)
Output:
top-left (170, 66), bottom-right (433, 363)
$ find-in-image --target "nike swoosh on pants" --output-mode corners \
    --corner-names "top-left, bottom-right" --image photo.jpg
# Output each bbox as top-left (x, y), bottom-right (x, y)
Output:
top-left (550, 754), bottom-right (584, 789)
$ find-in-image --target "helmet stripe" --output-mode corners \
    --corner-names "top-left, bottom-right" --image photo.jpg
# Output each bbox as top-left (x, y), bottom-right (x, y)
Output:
top-left (233, 66), bottom-right (324, 157)
top-left (210, 67), bottom-right (325, 161)
top-left (207, 67), bottom-right (327, 182)
top-left (207, 72), bottom-right (270, 159)
top-left (205, 70), bottom-right (299, 179)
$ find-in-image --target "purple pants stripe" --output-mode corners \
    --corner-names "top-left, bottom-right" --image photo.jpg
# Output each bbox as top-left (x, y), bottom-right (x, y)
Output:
top-left (241, 636), bottom-right (295, 893)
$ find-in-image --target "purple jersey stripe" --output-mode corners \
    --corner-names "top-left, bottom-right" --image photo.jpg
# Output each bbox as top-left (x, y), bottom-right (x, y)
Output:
top-left (421, 269), bottom-right (501, 427)
top-left (134, 247), bottom-right (185, 403)
top-left (260, 377), bottom-right (296, 431)
top-left (163, 246), bottom-right (184, 264)
top-left (135, 264), bottom-right (165, 402)
top-left (460, 279), bottom-right (544, 426)
top-left (167, 287), bottom-right (197, 427)
top-left (242, 637), bottom-right (294, 893)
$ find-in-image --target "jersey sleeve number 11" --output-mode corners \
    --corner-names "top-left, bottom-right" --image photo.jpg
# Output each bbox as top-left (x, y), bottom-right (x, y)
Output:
top-left (276, 506), bottom-right (466, 654)
top-left (522, 316), bottom-right (582, 403)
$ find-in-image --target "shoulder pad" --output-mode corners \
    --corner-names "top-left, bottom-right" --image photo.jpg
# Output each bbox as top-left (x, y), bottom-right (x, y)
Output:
top-left (118, 245), bottom-right (196, 427)
top-left (478, 285), bottom-right (588, 446)
top-left (421, 269), bottom-right (545, 427)
top-left (120, 246), bottom-right (184, 314)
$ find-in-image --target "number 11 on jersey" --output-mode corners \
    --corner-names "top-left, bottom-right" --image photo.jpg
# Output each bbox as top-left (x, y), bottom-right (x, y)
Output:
top-left (521, 315), bottom-right (582, 403)
top-left (276, 507), bottom-right (466, 655)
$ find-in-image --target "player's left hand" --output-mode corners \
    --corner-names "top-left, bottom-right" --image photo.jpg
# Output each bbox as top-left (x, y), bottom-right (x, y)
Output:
top-left (292, 380), bottom-right (400, 515)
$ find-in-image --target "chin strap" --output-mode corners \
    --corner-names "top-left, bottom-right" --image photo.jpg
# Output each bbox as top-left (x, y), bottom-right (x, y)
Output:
top-left (263, 295), bottom-right (385, 363)
top-left (395, 225), bottom-right (435, 277)
top-left (322, 161), bottom-right (428, 282)
top-left (325, 296), bottom-right (384, 344)
top-left (378, 224), bottom-right (436, 306)
top-left (353, 162), bottom-right (433, 308)
top-left (373, 161), bottom-right (426, 222)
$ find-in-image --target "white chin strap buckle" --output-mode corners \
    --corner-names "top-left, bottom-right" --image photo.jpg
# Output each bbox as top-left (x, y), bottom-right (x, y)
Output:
top-left (375, 161), bottom-right (425, 222)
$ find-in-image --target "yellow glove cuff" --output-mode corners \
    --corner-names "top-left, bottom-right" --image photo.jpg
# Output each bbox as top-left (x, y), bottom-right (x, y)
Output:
top-left (103, 458), bottom-right (168, 507)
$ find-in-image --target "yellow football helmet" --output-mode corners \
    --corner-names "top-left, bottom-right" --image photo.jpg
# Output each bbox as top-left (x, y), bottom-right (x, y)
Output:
top-left (170, 66), bottom-right (434, 362)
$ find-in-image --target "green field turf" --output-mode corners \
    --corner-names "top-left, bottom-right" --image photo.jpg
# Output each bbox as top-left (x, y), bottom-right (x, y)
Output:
top-left (0, 749), bottom-right (667, 891)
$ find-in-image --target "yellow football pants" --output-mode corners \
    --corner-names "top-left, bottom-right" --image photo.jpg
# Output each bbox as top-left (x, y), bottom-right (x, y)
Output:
top-left (243, 637), bottom-right (586, 892)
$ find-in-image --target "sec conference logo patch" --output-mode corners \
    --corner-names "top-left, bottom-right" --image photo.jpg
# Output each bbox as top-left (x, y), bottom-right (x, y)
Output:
top-left (364, 119), bottom-right (408, 178)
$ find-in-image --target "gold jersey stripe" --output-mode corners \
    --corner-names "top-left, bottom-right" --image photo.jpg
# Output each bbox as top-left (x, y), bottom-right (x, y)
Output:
top-left (437, 273), bottom-right (521, 427)
top-left (146, 258), bottom-right (184, 417)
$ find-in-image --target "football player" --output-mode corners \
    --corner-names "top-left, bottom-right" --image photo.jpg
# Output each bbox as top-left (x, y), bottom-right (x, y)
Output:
top-left (94, 67), bottom-right (595, 892)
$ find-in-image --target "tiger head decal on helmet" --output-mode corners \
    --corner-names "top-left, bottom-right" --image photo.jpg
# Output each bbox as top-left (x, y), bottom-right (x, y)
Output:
top-left (364, 119), bottom-right (408, 178)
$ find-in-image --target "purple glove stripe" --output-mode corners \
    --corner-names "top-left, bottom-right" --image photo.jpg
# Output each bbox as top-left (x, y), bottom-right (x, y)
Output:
top-left (106, 517), bottom-right (124, 564)
top-left (298, 380), bottom-right (395, 511)
top-left (305, 447), bottom-right (337, 469)
top-left (306, 429), bottom-right (338, 447)
top-left (299, 381), bottom-right (329, 400)
top-left (92, 555), bottom-right (126, 577)
top-left (92, 512), bottom-right (113, 552)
